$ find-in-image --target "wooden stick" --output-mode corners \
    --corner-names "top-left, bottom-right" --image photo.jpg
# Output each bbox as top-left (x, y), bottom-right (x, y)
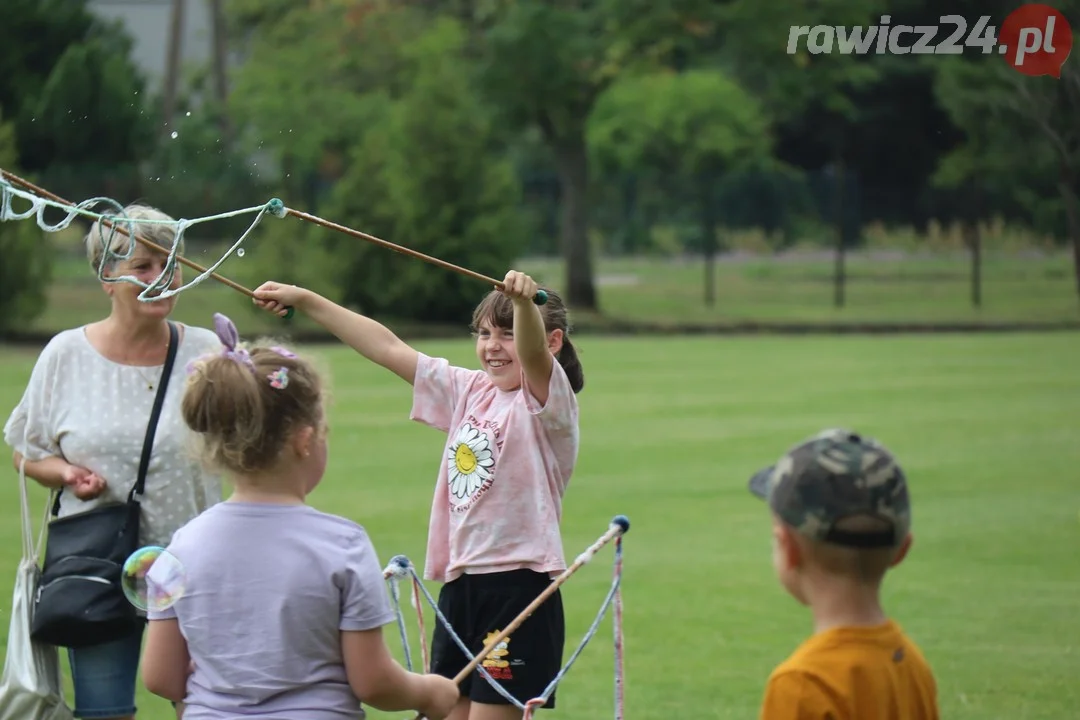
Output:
top-left (1, 169), bottom-right (544, 308)
top-left (414, 518), bottom-right (629, 720)
top-left (287, 207), bottom-right (548, 305)
top-left (0, 169), bottom-right (255, 297)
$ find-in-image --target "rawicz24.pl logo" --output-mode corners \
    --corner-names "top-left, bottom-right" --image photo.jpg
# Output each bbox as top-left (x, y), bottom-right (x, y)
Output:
top-left (786, 3), bottom-right (1074, 77)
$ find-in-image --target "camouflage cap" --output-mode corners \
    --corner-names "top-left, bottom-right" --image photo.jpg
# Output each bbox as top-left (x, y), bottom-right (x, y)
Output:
top-left (748, 429), bottom-right (911, 548)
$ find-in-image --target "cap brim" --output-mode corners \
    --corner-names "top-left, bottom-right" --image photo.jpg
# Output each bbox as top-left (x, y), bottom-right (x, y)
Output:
top-left (748, 466), bottom-right (774, 500)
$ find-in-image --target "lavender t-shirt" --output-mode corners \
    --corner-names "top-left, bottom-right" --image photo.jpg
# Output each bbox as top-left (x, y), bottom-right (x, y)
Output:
top-left (148, 502), bottom-right (396, 720)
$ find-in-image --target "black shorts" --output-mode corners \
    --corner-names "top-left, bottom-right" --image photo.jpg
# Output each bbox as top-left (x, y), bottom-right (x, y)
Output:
top-left (430, 569), bottom-right (565, 708)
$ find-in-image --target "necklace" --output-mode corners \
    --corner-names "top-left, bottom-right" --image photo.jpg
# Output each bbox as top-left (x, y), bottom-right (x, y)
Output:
top-left (124, 327), bottom-right (172, 391)
top-left (133, 365), bottom-right (160, 392)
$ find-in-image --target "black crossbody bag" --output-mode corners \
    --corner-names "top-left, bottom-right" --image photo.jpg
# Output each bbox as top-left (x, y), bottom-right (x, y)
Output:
top-left (31, 322), bottom-right (179, 648)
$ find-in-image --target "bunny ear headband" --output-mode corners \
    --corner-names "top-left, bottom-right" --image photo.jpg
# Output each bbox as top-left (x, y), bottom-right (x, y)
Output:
top-left (185, 313), bottom-right (296, 390)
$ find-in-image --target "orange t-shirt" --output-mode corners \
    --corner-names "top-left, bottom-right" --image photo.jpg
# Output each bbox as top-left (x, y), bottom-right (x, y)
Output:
top-left (759, 620), bottom-right (938, 720)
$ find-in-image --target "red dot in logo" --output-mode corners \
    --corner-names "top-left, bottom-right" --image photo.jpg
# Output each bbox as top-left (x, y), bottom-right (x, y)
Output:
top-left (999, 4), bottom-right (1073, 77)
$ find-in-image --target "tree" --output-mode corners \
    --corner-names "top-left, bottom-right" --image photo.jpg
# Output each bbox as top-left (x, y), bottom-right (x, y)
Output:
top-left (441, 0), bottom-right (718, 312)
top-left (716, 0), bottom-right (887, 308)
top-left (0, 0), bottom-right (155, 199)
top-left (1006, 48), bottom-right (1080, 306)
top-left (589, 70), bottom-right (772, 305)
top-left (930, 57), bottom-right (1050, 308)
top-left (0, 0), bottom-right (98, 154)
top-left (327, 18), bottom-right (525, 321)
top-left (236, 16), bottom-right (525, 324)
top-left (930, 36), bottom-right (1080, 306)
top-left (226, 1), bottom-right (425, 208)
top-left (0, 107), bottom-right (52, 332)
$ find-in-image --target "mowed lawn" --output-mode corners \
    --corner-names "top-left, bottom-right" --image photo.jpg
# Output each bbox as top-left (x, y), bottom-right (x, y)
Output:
top-left (23, 250), bottom-right (1080, 338)
top-left (0, 332), bottom-right (1077, 719)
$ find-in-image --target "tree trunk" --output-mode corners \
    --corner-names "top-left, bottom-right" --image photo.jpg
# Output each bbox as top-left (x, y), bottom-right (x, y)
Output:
top-left (551, 128), bottom-right (598, 311)
top-left (700, 177), bottom-right (719, 307)
top-left (162, 0), bottom-right (186, 137)
top-left (832, 156), bottom-right (846, 309)
top-left (209, 0), bottom-right (232, 145)
top-left (963, 180), bottom-right (983, 308)
top-left (963, 220), bottom-right (981, 307)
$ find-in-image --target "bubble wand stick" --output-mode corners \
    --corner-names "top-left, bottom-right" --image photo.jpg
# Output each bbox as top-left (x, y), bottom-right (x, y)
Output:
top-left (0, 169), bottom-right (547, 310)
top-left (0, 168), bottom-right (258, 302)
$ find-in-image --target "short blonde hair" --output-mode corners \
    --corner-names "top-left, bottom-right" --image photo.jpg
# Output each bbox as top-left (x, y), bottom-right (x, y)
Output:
top-left (795, 515), bottom-right (903, 583)
top-left (85, 204), bottom-right (183, 273)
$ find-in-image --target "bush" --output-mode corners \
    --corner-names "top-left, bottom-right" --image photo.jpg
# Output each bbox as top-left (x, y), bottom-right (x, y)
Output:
top-left (313, 19), bottom-right (526, 323)
top-left (0, 108), bottom-right (52, 331)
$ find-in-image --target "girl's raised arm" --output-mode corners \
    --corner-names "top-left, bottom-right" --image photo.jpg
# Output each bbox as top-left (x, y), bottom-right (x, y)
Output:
top-left (253, 282), bottom-right (419, 384)
top-left (504, 271), bottom-right (556, 405)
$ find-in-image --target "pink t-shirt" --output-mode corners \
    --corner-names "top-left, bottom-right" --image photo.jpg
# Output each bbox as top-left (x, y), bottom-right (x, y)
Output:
top-left (410, 352), bottom-right (579, 583)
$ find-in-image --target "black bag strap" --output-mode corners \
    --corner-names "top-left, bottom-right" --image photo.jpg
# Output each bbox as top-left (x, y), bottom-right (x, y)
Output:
top-left (51, 322), bottom-right (181, 516)
top-left (129, 321), bottom-right (180, 502)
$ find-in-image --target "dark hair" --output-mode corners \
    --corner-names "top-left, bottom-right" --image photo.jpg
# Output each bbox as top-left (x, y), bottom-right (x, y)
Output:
top-left (182, 342), bottom-right (326, 475)
top-left (470, 287), bottom-right (584, 393)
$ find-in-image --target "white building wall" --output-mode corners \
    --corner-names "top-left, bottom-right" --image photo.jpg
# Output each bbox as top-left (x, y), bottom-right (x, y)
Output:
top-left (87, 0), bottom-right (213, 92)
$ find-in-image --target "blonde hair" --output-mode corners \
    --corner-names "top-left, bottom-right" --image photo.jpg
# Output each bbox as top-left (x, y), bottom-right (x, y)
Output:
top-left (796, 515), bottom-right (904, 584)
top-left (85, 204), bottom-right (183, 273)
top-left (182, 341), bottom-right (326, 476)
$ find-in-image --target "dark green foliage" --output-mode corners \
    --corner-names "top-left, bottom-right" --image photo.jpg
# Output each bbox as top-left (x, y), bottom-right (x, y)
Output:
top-left (0, 108), bottom-right (51, 332)
top-left (319, 19), bottom-right (524, 323)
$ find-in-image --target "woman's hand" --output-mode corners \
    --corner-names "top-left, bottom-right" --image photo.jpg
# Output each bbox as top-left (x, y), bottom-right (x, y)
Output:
top-left (61, 464), bottom-right (108, 500)
top-left (500, 270), bottom-right (539, 305)
top-left (252, 281), bottom-right (312, 317)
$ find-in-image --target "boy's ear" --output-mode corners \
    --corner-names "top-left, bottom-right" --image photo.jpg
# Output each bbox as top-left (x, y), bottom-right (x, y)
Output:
top-left (786, 528), bottom-right (805, 570)
top-left (889, 533), bottom-right (914, 568)
top-left (774, 521), bottom-right (803, 570)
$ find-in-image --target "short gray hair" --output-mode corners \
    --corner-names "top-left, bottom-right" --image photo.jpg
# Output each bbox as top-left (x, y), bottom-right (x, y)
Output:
top-left (85, 204), bottom-right (184, 273)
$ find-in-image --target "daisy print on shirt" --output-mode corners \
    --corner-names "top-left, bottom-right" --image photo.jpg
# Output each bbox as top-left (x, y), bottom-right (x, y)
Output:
top-left (446, 415), bottom-right (502, 513)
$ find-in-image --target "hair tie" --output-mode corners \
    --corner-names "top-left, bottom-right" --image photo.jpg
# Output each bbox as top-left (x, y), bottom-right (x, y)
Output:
top-left (213, 313), bottom-right (255, 370)
top-left (271, 346), bottom-right (297, 359)
top-left (267, 367), bottom-right (290, 389)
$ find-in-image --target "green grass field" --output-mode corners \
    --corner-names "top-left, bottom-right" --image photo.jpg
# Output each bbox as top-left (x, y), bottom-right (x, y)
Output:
top-left (1, 332), bottom-right (1078, 719)
top-left (20, 249), bottom-right (1080, 339)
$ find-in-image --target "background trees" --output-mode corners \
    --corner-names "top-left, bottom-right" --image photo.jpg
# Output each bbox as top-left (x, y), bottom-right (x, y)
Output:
top-left (2, 0), bottom-right (1078, 328)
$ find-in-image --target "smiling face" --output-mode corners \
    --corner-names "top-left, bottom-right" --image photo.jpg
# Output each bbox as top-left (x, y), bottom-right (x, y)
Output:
top-left (471, 290), bottom-right (568, 392)
top-left (475, 317), bottom-right (523, 392)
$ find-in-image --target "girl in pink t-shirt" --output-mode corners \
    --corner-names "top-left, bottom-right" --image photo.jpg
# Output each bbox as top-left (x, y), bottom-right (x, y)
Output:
top-left (254, 270), bottom-right (584, 720)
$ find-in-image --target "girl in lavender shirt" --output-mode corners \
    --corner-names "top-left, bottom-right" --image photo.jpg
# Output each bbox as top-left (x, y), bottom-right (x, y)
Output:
top-left (254, 270), bottom-right (585, 720)
top-left (140, 313), bottom-right (459, 720)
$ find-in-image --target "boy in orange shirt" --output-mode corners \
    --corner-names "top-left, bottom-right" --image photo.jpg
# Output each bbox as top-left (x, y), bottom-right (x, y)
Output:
top-left (747, 428), bottom-right (939, 720)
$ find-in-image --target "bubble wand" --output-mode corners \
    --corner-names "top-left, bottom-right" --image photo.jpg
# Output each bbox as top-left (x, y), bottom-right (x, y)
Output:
top-left (0, 168), bottom-right (259, 302)
top-left (413, 516), bottom-right (630, 720)
top-left (0, 169), bottom-right (548, 313)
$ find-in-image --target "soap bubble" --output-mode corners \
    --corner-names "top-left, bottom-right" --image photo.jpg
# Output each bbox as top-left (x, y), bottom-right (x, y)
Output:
top-left (122, 546), bottom-right (187, 612)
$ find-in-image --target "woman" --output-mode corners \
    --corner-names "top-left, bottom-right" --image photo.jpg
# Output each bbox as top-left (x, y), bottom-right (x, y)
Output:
top-left (3, 204), bottom-right (224, 720)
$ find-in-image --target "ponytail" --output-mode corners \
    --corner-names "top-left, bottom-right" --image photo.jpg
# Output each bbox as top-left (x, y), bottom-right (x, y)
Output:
top-left (558, 336), bottom-right (584, 394)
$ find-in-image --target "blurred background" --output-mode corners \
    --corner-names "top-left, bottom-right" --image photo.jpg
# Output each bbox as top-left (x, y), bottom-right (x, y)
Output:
top-left (2, 4), bottom-right (1079, 719)
top-left (1, 0), bottom-right (1078, 338)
